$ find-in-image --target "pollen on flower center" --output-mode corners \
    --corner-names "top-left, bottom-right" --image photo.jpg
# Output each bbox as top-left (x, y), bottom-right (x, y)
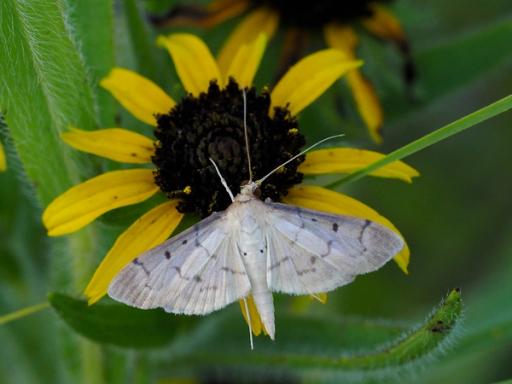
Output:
top-left (252, 0), bottom-right (392, 28)
top-left (152, 78), bottom-right (305, 218)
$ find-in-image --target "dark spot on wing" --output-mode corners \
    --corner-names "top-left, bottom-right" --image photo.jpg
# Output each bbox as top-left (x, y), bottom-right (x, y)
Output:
top-left (297, 267), bottom-right (317, 276)
top-left (200, 285), bottom-right (218, 292)
top-left (358, 219), bottom-right (372, 243)
top-left (296, 207), bottom-right (305, 228)
top-left (321, 240), bottom-right (333, 258)
top-left (194, 275), bottom-right (202, 282)
top-left (221, 266), bottom-right (246, 275)
top-left (182, 239), bottom-right (188, 245)
top-left (171, 266), bottom-right (190, 280)
top-left (269, 256), bottom-right (289, 270)
top-left (310, 256), bottom-right (317, 264)
top-left (165, 250), bottom-right (171, 259)
top-left (332, 223), bottom-right (339, 232)
top-left (132, 258), bottom-right (150, 276)
top-left (311, 218), bottom-right (317, 222)
top-left (260, 249), bottom-right (264, 253)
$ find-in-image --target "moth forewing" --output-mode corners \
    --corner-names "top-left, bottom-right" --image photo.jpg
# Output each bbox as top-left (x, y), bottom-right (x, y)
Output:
top-left (108, 211), bottom-right (252, 314)
top-left (263, 201), bottom-right (404, 295)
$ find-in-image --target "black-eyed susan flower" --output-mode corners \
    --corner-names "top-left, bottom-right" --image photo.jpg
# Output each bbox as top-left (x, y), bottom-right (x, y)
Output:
top-left (0, 142), bottom-right (5, 171)
top-left (154, 0), bottom-right (414, 144)
top-left (42, 33), bottom-right (418, 337)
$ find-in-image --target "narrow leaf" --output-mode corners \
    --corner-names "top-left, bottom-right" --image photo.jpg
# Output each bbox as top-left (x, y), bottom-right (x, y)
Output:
top-left (329, 95), bottom-right (512, 188)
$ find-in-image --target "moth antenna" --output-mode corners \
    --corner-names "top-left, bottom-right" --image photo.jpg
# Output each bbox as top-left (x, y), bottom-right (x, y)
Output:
top-left (257, 134), bottom-right (345, 185)
top-left (209, 158), bottom-right (235, 202)
top-left (242, 89), bottom-right (253, 182)
top-left (242, 297), bottom-right (254, 350)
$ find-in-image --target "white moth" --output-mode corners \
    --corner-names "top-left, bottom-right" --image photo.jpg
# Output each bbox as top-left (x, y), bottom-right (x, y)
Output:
top-left (108, 92), bottom-right (404, 348)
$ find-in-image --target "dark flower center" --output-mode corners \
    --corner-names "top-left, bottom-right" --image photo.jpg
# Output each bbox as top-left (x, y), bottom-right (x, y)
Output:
top-left (252, 0), bottom-right (392, 28)
top-left (152, 78), bottom-right (305, 218)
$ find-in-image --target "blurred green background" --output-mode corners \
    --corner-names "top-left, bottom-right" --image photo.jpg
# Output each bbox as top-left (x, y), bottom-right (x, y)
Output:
top-left (1, 0), bottom-right (511, 383)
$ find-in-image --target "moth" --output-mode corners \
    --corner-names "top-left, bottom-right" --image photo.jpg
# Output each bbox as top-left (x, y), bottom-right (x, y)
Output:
top-left (108, 93), bottom-right (404, 347)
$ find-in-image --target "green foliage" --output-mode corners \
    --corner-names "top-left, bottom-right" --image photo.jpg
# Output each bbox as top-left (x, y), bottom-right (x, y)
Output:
top-left (415, 18), bottom-right (512, 103)
top-left (49, 293), bottom-right (193, 348)
top-left (48, 289), bottom-right (462, 382)
top-left (329, 95), bottom-right (512, 188)
top-left (1, 0), bottom-right (512, 383)
top-left (66, 0), bottom-right (116, 127)
top-left (164, 290), bottom-right (461, 378)
top-left (0, 0), bottom-right (96, 203)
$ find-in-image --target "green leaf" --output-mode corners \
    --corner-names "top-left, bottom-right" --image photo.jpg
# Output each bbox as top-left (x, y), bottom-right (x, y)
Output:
top-left (124, 0), bottom-right (174, 87)
top-left (368, 15), bottom-right (512, 123)
top-left (415, 18), bottom-right (512, 103)
top-left (404, 224), bottom-right (512, 383)
top-left (328, 94), bottom-right (512, 188)
top-left (163, 289), bottom-right (462, 381)
top-left (49, 293), bottom-right (193, 349)
top-left (0, 0), bottom-right (99, 204)
top-left (66, 0), bottom-right (116, 127)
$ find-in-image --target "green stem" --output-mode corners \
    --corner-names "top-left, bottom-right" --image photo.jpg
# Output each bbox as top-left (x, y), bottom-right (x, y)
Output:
top-left (328, 94), bottom-right (512, 189)
top-left (0, 302), bottom-right (50, 325)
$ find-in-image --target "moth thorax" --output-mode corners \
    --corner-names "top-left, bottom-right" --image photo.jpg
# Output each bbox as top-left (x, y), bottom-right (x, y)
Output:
top-left (239, 181), bottom-right (260, 197)
top-left (240, 215), bottom-right (260, 234)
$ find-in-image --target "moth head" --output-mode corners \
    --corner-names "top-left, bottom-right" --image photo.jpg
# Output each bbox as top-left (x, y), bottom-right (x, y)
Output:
top-left (239, 181), bottom-right (261, 197)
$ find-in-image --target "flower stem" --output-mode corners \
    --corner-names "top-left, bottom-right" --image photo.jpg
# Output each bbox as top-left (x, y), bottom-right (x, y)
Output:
top-left (329, 94), bottom-right (512, 188)
top-left (0, 302), bottom-right (50, 325)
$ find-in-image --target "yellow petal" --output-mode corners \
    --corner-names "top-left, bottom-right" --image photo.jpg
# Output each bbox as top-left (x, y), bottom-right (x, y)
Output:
top-left (0, 142), bottom-right (6, 171)
top-left (362, 4), bottom-right (406, 43)
top-left (224, 33), bottom-right (267, 87)
top-left (291, 293), bottom-right (328, 313)
top-left (324, 24), bottom-right (384, 142)
top-left (85, 200), bottom-right (183, 304)
top-left (312, 292), bottom-right (328, 304)
top-left (43, 169), bottom-right (159, 236)
top-left (158, 34), bottom-right (222, 95)
top-left (283, 185), bottom-right (409, 273)
top-left (347, 71), bottom-right (384, 143)
top-left (324, 23), bottom-right (359, 56)
top-left (271, 49), bottom-right (362, 116)
top-left (61, 127), bottom-right (155, 163)
top-left (101, 68), bottom-right (175, 126)
top-left (239, 296), bottom-right (265, 336)
top-left (218, 7), bottom-right (279, 75)
top-left (300, 148), bottom-right (419, 183)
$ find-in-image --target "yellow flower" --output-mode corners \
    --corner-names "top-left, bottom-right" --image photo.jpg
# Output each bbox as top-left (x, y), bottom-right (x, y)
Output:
top-left (0, 142), bottom-right (6, 171)
top-left (42, 33), bottom-right (418, 337)
top-left (155, 0), bottom-right (414, 144)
